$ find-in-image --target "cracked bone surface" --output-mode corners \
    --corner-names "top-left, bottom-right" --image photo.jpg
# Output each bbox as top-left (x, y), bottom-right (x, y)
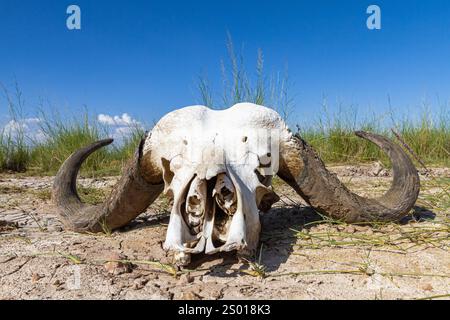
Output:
top-left (54, 103), bottom-right (420, 267)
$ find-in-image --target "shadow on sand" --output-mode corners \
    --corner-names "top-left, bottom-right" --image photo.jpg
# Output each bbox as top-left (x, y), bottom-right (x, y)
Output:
top-left (187, 205), bottom-right (323, 277)
top-left (122, 203), bottom-right (438, 278)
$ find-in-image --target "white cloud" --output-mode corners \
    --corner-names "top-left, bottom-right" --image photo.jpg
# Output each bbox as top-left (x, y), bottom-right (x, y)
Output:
top-left (24, 118), bottom-right (41, 124)
top-left (4, 120), bottom-right (28, 133)
top-left (3, 118), bottom-right (42, 133)
top-left (1, 118), bottom-right (45, 143)
top-left (97, 113), bottom-right (144, 142)
top-left (114, 126), bottom-right (134, 135)
top-left (98, 113), bottom-right (140, 126)
top-left (97, 114), bottom-right (115, 125)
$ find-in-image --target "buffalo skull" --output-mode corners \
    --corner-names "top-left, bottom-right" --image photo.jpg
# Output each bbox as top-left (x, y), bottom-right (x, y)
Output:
top-left (53, 103), bottom-right (420, 265)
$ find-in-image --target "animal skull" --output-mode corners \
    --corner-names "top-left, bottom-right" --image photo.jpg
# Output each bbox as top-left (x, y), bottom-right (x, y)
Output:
top-left (53, 103), bottom-right (420, 266)
top-left (143, 104), bottom-right (285, 263)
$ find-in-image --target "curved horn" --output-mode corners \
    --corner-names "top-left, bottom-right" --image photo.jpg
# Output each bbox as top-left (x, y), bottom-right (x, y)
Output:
top-left (52, 136), bottom-right (164, 232)
top-left (278, 131), bottom-right (420, 223)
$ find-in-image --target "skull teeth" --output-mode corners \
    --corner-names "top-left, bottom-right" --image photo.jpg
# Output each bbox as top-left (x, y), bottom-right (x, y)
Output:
top-left (213, 173), bottom-right (237, 216)
top-left (178, 173), bottom-right (240, 252)
top-left (184, 177), bottom-right (207, 234)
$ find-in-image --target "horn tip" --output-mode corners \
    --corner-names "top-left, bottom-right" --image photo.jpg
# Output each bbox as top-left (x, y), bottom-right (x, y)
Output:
top-left (102, 138), bottom-right (114, 145)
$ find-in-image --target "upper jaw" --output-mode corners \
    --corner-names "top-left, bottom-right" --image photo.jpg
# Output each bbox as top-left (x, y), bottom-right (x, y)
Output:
top-left (163, 165), bottom-right (262, 259)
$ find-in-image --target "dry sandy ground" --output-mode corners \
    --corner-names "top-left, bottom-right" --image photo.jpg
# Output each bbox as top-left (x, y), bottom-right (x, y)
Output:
top-left (0, 164), bottom-right (449, 300)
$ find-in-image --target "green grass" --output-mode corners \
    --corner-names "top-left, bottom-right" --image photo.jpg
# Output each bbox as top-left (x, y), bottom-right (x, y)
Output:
top-left (78, 186), bottom-right (110, 205)
top-left (0, 83), bottom-right (31, 172)
top-left (30, 109), bottom-right (110, 175)
top-left (7, 104), bottom-right (447, 176)
top-left (0, 134), bottom-right (30, 172)
top-left (27, 108), bottom-right (143, 176)
top-left (197, 33), bottom-right (294, 122)
top-left (299, 106), bottom-right (449, 167)
top-left (0, 84), bottom-right (144, 176)
top-left (1, 97), bottom-right (448, 176)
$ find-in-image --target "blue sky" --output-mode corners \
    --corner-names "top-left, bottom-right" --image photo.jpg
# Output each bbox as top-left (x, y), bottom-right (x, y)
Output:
top-left (1, 0), bottom-right (449, 130)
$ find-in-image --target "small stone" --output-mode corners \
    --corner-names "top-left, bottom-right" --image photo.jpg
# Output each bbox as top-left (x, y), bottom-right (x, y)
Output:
top-left (422, 283), bottom-right (433, 291)
top-left (370, 161), bottom-right (384, 177)
top-left (178, 272), bottom-right (194, 284)
top-left (132, 283), bottom-right (143, 290)
top-left (354, 225), bottom-right (370, 232)
top-left (104, 253), bottom-right (132, 275)
top-left (132, 278), bottom-right (149, 290)
top-left (47, 225), bottom-right (63, 232)
top-left (53, 279), bottom-right (62, 287)
top-left (343, 225), bottom-right (356, 234)
top-left (31, 273), bottom-right (43, 283)
top-left (181, 291), bottom-right (202, 300)
top-left (147, 274), bottom-right (159, 281)
top-left (174, 251), bottom-right (191, 266)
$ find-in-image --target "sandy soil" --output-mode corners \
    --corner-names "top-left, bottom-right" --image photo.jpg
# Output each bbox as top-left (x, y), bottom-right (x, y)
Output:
top-left (0, 164), bottom-right (449, 300)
